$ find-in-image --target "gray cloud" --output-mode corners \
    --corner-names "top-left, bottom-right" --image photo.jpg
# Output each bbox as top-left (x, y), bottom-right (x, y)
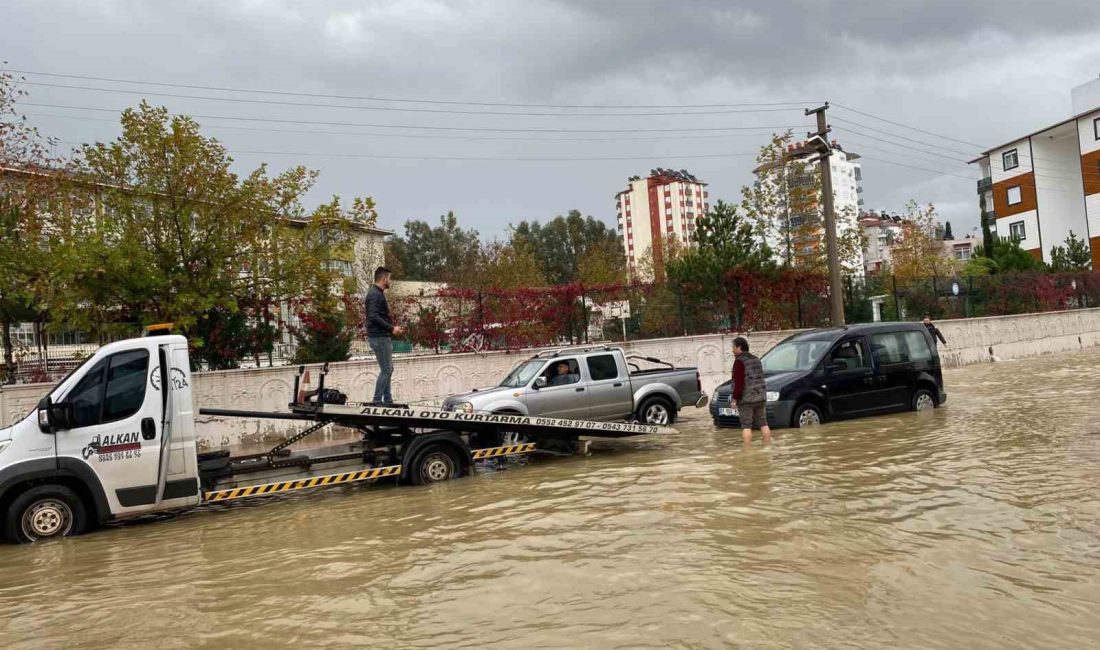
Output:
top-left (5, 0), bottom-right (1100, 241)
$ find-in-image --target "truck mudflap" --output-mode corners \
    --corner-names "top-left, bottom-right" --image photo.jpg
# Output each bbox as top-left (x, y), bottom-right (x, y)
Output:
top-left (203, 442), bottom-right (538, 503)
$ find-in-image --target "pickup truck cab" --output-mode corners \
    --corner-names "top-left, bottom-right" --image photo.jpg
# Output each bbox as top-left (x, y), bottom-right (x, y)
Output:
top-left (711, 322), bottom-right (947, 428)
top-left (442, 345), bottom-right (708, 425)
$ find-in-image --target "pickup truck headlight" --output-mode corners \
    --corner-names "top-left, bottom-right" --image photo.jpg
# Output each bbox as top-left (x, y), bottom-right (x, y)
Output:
top-left (766, 391), bottom-right (780, 403)
top-left (454, 402), bottom-right (474, 414)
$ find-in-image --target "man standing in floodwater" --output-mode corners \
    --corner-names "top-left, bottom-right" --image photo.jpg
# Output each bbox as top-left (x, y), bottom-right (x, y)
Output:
top-left (366, 266), bottom-right (404, 405)
top-left (923, 315), bottom-right (947, 347)
top-left (732, 336), bottom-right (772, 447)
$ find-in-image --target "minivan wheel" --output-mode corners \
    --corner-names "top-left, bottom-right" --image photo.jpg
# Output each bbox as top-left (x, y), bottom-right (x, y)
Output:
top-left (5, 485), bottom-right (88, 544)
top-left (793, 403), bottom-right (824, 428)
top-left (912, 389), bottom-right (936, 412)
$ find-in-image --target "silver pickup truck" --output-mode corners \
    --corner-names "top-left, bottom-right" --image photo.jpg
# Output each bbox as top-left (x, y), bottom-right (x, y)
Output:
top-left (441, 345), bottom-right (708, 425)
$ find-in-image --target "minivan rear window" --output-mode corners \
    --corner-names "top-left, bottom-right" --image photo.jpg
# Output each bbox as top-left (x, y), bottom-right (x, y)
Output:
top-left (870, 332), bottom-right (909, 365)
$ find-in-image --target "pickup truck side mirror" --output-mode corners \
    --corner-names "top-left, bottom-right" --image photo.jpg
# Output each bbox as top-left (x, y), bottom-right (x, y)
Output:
top-left (37, 396), bottom-right (73, 433)
top-left (533, 376), bottom-right (548, 390)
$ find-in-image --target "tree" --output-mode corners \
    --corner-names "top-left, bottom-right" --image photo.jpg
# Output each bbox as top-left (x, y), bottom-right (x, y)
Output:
top-left (468, 238), bottom-right (547, 290)
top-left (511, 210), bottom-right (626, 285)
top-left (889, 201), bottom-right (958, 283)
top-left (961, 255), bottom-right (998, 276)
top-left (993, 237), bottom-right (1046, 273)
top-left (1049, 231), bottom-right (1092, 271)
top-left (740, 131), bottom-right (862, 271)
top-left (385, 212), bottom-right (480, 283)
top-left (943, 221), bottom-right (954, 240)
top-left (72, 102), bottom-right (361, 363)
top-left (979, 194), bottom-right (996, 256)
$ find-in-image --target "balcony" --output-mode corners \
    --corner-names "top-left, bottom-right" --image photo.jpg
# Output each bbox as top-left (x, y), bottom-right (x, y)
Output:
top-left (977, 177), bottom-right (993, 193)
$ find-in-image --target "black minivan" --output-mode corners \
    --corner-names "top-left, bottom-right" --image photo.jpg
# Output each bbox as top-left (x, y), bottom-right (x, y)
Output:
top-left (710, 323), bottom-right (946, 428)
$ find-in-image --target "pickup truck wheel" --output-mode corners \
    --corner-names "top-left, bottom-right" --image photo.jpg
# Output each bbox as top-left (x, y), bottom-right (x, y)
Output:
top-left (637, 396), bottom-right (676, 426)
top-left (410, 445), bottom-right (461, 486)
top-left (5, 485), bottom-right (88, 544)
top-left (793, 403), bottom-right (824, 428)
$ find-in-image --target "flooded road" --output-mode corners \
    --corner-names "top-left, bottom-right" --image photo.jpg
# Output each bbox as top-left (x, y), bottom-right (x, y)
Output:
top-left (3, 348), bottom-right (1100, 649)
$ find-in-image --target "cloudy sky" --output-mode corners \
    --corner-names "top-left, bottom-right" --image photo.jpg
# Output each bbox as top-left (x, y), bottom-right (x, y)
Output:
top-left (5, 0), bottom-right (1100, 240)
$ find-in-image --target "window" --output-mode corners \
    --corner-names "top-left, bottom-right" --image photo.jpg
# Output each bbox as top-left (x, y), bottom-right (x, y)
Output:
top-left (1010, 221), bottom-right (1026, 240)
top-left (1006, 185), bottom-right (1022, 205)
top-left (66, 350), bottom-right (149, 428)
top-left (902, 331), bottom-right (933, 363)
top-left (870, 332), bottom-right (909, 365)
top-left (542, 359), bottom-right (581, 387)
top-left (1094, 117), bottom-right (1100, 140)
top-left (587, 355), bottom-right (619, 381)
top-left (826, 339), bottom-right (869, 372)
top-left (1002, 149), bottom-right (1019, 171)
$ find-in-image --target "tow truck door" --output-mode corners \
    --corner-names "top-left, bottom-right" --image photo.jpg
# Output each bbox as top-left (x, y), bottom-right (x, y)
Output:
top-left (52, 340), bottom-right (171, 516)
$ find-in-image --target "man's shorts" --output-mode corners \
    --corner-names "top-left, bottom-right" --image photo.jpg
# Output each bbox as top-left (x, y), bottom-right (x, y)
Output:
top-left (737, 401), bottom-right (767, 429)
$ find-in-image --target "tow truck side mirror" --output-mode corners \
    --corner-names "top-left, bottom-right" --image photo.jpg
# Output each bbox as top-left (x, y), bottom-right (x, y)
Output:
top-left (37, 396), bottom-right (73, 433)
top-left (533, 376), bottom-right (548, 390)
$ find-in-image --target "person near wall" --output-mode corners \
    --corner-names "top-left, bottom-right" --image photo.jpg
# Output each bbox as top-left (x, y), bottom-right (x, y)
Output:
top-left (732, 336), bottom-right (772, 447)
top-left (922, 315), bottom-right (947, 348)
top-left (365, 266), bottom-right (404, 404)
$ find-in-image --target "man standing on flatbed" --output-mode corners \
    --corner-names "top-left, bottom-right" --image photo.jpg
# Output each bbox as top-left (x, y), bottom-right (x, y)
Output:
top-left (366, 266), bottom-right (403, 405)
top-left (732, 336), bottom-right (772, 447)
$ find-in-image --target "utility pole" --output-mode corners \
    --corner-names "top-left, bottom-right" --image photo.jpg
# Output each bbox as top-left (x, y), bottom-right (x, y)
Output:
top-left (806, 103), bottom-right (845, 326)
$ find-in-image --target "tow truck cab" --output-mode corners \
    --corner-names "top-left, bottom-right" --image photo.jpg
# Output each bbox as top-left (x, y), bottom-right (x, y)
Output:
top-left (0, 335), bottom-right (200, 543)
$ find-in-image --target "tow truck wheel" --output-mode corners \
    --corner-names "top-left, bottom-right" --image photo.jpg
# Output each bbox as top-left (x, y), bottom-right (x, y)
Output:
top-left (5, 485), bottom-right (88, 544)
top-left (411, 445), bottom-right (461, 486)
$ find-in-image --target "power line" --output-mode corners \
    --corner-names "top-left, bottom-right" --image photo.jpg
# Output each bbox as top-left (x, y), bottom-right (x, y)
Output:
top-left (17, 80), bottom-right (807, 118)
top-left (832, 102), bottom-right (988, 150)
top-left (24, 109), bottom-right (792, 142)
top-left (6, 68), bottom-right (817, 109)
top-left (59, 138), bottom-right (758, 161)
top-left (828, 115), bottom-right (980, 158)
top-left (22, 101), bottom-right (804, 134)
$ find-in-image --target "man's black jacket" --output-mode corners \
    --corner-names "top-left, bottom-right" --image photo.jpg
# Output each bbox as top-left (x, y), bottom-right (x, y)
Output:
top-left (924, 322), bottom-right (946, 345)
top-left (365, 285), bottom-right (393, 338)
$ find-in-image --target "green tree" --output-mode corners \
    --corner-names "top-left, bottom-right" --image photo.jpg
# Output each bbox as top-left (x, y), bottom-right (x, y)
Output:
top-left (1049, 231), bottom-right (1092, 271)
top-left (385, 212), bottom-right (480, 283)
top-left (979, 195), bottom-right (996, 256)
top-left (511, 210), bottom-right (625, 285)
top-left (889, 201), bottom-right (959, 282)
top-left (961, 255), bottom-right (998, 276)
top-left (943, 221), bottom-right (954, 240)
top-left (993, 237), bottom-right (1046, 273)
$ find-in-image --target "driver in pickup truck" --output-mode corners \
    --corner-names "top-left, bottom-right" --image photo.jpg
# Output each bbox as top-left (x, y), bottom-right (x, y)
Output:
top-left (547, 361), bottom-right (580, 387)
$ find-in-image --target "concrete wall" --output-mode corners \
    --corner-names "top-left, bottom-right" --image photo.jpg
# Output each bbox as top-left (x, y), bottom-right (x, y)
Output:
top-left (4, 308), bottom-right (1100, 448)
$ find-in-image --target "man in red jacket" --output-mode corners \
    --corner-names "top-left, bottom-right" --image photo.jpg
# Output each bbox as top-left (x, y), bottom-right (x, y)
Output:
top-left (732, 336), bottom-right (772, 447)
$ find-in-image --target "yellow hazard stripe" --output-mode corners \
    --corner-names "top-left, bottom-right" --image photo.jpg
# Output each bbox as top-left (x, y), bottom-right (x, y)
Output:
top-left (203, 464), bottom-right (402, 502)
top-left (471, 442), bottom-right (537, 460)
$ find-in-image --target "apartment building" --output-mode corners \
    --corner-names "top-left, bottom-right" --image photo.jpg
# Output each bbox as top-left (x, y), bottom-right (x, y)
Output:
top-left (859, 211), bottom-right (904, 273)
top-left (615, 168), bottom-right (709, 279)
top-left (971, 77), bottom-right (1100, 267)
top-left (753, 140), bottom-right (864, 270)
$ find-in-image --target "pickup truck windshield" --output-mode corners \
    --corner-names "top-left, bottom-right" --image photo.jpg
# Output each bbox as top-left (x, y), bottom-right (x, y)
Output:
top-left (499, 360), bottom-right (545, 388)
top-left (761, 340), bottom-right (831, 373)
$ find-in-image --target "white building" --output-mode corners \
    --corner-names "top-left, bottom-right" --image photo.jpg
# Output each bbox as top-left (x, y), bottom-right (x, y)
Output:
top-left (970, 77), bottom-right (1100, 266)
top-left (615, 168), bottom-right (709, 279)
top-left (753, 141), bottom-right (864, 270)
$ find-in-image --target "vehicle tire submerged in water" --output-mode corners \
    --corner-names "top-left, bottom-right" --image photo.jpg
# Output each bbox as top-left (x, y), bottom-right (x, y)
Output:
top-left (912, 388), bottom-right (936, 412)
top-left (4, 484), bottom-right (88, 544)
top-left (636, 396), bottom-right (676, 426)
top-left (410, 445), bottom-right (462, 486)
top-left (792, 402), bottom-right (824, 428)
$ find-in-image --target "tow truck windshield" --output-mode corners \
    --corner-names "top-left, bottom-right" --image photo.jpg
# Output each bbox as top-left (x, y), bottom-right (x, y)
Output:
top-left (499, 359), bottom-right (545, 388)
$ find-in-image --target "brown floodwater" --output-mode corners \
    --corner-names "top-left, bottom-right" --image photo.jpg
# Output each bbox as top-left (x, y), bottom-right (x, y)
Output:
top-left (2, 348), bottom-right (1100, 649)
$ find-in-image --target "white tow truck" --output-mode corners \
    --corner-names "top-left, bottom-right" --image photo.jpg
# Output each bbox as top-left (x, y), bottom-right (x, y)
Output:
top-left (0, 329), bottom-right (663, 543)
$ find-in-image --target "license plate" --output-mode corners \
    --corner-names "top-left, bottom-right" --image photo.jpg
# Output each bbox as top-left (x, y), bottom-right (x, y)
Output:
top-left (719, 407), bottom-right (738, 416)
